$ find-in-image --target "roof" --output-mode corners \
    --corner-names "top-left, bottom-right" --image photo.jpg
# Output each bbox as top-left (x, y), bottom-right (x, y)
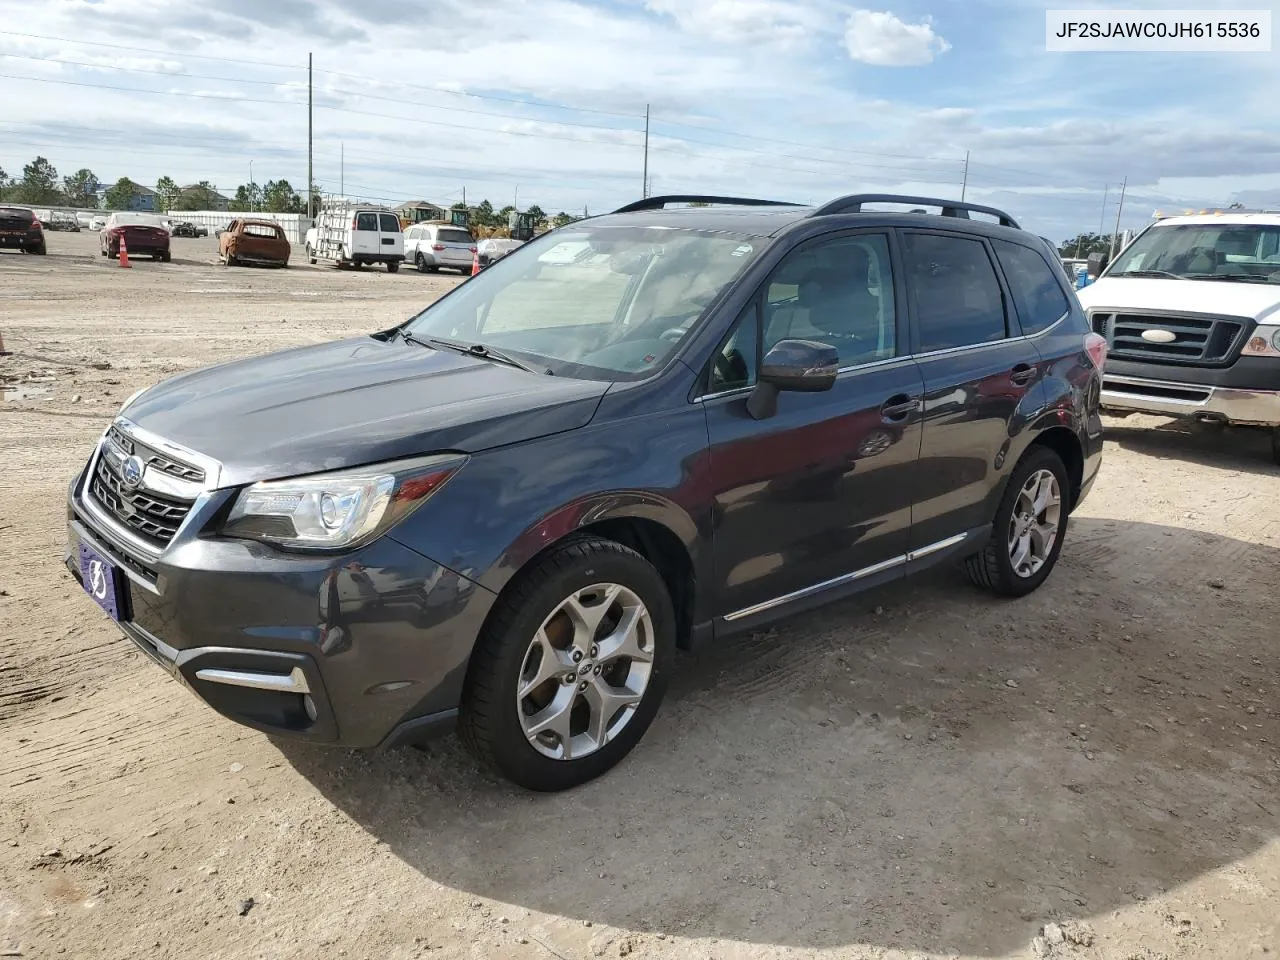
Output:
top-left (393, 200), bottom-right (445, 211)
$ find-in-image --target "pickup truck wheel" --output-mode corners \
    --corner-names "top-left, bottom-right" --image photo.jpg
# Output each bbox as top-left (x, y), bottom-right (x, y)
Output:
top-left (965, 446), bottom-right (1070, 598)
top-left (387, 260), bottom-right (400, 273)
top-left (459, 535), bottom-right (675, 791)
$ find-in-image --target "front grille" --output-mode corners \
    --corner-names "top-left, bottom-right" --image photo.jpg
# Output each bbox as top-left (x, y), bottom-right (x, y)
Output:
top-left (90, 457), bottom-right (194, 546)
top-left (1090, 312), bottom-right (1249, 367)
top-left (107, 424), bottom-right (206, 482)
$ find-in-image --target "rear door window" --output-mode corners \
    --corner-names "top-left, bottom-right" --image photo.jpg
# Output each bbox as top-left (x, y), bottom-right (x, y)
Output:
top-left (902, 233), bottom-right (1008, 353)
top-left (379, 213), bottom-right (401, 232)
top-left (992, 239), bottom-right (1071, 335)
top-left (355, 212), bottom-right (378, 231)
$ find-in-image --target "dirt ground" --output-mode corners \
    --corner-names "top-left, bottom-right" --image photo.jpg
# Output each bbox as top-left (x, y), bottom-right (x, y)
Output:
top-left (2, 232), bottom-right (1278, 960)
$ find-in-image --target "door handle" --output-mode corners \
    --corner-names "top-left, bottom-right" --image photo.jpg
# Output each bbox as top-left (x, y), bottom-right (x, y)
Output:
top-left (880, 394), bottom-right (919, 421)
top-left (1010, 363), bottom-right (1036, 386)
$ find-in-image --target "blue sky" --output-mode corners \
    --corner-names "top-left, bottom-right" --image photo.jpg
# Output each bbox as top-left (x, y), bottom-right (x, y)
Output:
top-left (1, 0), bottom-right (1278, 243)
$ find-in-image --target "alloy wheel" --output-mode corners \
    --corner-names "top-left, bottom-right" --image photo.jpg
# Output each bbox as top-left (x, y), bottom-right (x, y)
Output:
top-left (1007, 468), bottom-right (1061, 578)
top-left (516, 583), bottom-right (654, 761)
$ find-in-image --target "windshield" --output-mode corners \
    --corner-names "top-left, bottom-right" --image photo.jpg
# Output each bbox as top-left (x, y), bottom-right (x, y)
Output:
top-left (1108, 223), bottom-right (1280, 283)
top-left (402, 224), bottom-right (765, 380)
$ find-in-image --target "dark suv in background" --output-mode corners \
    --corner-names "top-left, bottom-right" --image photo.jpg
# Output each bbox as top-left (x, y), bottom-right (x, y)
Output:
top-left (65, 193), bottom-right (1105, 791)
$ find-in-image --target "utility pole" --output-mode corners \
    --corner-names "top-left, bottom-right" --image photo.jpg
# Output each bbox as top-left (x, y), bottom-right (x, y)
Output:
top-left (514, 185), bottom-right (519, 211)
top-left (1109, 176), bottom-right (1128, 258)
top-left (307, 52), bottom-right (313, 218)
top-left (462, 186), bottom-right (466, 207)
top-left (340, 142), bottom-right (344, 196)
top-left (642, 104), bottom-right (650, 198)
top-left (1098, 184), bottom-right (1109, 235)
top-left (960, 150), bottom-right (969, 201)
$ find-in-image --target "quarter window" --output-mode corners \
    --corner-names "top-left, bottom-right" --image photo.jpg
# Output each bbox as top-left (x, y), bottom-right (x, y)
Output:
top-left (992, 239), bottom-right (1071, 335)
top-left (709, 303), bottom-right (759, 392)
top-left (903, 233), bottom-right (1008, 352)
top-left (761, 233), bottom-right (897, 367)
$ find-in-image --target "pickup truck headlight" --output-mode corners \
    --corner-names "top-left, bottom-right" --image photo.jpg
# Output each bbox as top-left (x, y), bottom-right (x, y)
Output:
top-left (223, 454), bottom-right (465, 551)
top-left (1242, 325), bottom-right (1280, 357)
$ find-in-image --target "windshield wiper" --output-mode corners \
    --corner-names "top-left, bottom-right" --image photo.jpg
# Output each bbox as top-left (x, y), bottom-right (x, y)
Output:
top-left (1112, 269), bottom-right (1185, 280)
top-left (1183, 273), bottom-right (1279, 284)
top-left (403, 331), bottom-right (551, 375)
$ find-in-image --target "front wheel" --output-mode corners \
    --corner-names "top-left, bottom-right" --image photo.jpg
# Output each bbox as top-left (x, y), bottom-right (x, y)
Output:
top-left (965, 446), bottom-right (1070, 597)
top-left (459, 536), bottom-right (675, 791)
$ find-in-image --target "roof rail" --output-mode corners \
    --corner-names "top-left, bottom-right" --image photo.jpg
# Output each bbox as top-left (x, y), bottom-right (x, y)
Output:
top-left (811, 193), bottom-right (1020, 229)
top-left (612, 195), bottom-right (802, 213)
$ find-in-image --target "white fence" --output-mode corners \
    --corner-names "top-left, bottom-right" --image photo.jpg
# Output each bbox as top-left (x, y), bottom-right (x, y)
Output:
top-left (171, 211), bottom-right (313, 244)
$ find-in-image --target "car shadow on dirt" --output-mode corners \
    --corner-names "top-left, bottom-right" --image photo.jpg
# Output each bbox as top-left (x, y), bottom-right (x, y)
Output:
top-left (1104, 416), bottom-right (1277, 473)
top-left (277, 517), bottom-right (1280, 955)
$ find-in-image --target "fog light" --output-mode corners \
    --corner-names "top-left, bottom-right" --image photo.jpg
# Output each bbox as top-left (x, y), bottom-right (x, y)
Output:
top-left (303, 694), bottom-right (318, 722)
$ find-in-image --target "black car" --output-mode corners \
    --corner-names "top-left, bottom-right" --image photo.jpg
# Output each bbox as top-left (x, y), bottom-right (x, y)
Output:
top-left (65, 193), bottom-right (1106, 791)
top-left (0, 205), bottom-right (46, 255)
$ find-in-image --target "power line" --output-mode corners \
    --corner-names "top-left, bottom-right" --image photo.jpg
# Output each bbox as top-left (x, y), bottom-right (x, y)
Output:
top-left (0, 52), bottom-right (291, 86)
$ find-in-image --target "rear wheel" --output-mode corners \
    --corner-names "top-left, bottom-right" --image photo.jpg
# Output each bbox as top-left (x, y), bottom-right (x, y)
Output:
top-left (965, 446), bottom-right (1070, 597)
top-left (387, 260), bottom-right (400, 273)
top-left (307, 245), bottom-right (316, 265)
top-left (1271, 428), bottom-right (1280, 466)
top-left (415, 253), bottom-right (428, 273)
top-left (459, 536), bottom-right (675, 791)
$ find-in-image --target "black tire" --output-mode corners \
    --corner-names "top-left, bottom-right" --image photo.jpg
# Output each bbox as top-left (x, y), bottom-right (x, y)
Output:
top-left (307, 246), bottom-right (317, 265)
top-left (965, 445), bottom-right (1071, 598)
top-left (387, 260), bottom-right (400, 273)
top-left (30, 245), bottom-right (46, 256)
top-left (415, 253), bottom-right (428, 273)
top-left (1271, 428), bottom-right (1280, 467)
top-left (459, 535), bottom-right (676, 791)
top-left (161, 251), bottom-right (171, 263)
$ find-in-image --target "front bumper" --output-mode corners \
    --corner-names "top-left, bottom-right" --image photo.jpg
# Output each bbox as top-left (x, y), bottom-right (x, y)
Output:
top-left (65, 434), bottom-right (496, 748)
top-left (1101, 374), bottom-right (1280, 427)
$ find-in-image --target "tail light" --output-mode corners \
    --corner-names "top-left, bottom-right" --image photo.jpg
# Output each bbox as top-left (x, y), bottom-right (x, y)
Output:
top-left (32, 218), bottom-right (42, 232)
top-left (431, 243), bottom-right (445, 251)
top-left (1084, 332), bottom-right (1107, 372)
top-left (352, 217), bottom-right (359, 230)
top-left (469, 246), bottom-right (477, 253)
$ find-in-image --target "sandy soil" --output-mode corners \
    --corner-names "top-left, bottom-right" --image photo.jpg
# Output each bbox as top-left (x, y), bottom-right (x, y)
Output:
top-left (1, 232), bottom-right (1278, 960)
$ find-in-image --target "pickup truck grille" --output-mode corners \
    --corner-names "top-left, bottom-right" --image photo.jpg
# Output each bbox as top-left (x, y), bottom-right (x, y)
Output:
top-left (1089, 311), bottom-right (1249, 367)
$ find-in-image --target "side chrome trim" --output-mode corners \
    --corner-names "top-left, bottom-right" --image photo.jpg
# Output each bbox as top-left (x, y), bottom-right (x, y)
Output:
top-left (693, 354), bottom-right (915, 404)
top-left (194, 666), bottom-right (312, 695)
top-left (905, 531), bottom-right (969, 561)
top-left (722, 532), bottom-right (970, 623)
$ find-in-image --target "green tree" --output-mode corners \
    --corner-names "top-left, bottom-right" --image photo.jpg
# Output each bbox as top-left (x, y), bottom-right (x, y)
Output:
top-left (103, 177), bottom-right (139, 210)
top-left (229, 182), bottom-right (262, 212)
top-left (0, 165), bottom-right (10, 201)
top-left (154, 176), bottom-right (181, 212)
top-left (172, 181), bottom-right (222, 211)
top-left (262, 179), bottom-right (304, 213)
top-left (12, 156), bottom-right (61, 204)
top-left (550, 211), bottom-right (576, 228)
top-left (525, 204), bottom-right (547, 229)
top-left (61, 168), bottom-right (100, 208)
top-left (473, 199), bottom-right (495, 227)
top-left (1059, 232), bottom-right (1112, 258)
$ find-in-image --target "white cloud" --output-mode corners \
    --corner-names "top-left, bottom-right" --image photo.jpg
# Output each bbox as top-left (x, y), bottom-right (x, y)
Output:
top-left (643, 0), bottom-right (825, 47)
top-left (843, 9), bottom-right (951, 66)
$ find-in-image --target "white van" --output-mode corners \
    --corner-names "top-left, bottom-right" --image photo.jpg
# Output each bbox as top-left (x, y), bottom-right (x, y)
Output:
top-left (307, 200), bottom-right (404, 272)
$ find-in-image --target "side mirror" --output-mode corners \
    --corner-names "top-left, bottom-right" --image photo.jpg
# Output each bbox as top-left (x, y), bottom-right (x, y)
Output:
top-left (1086, 251), bottom-right (1109, 278)
top-left (746, 339), bottom-right (839, 420)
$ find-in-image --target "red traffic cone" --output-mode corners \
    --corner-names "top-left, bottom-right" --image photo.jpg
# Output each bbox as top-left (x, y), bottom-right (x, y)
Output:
top-left (471, 248), bottom-right (480, 276)
top-left (118, 235), bottom-right (131, 269)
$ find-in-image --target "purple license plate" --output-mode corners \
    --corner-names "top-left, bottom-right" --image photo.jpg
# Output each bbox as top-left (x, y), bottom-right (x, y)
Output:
top-left (79, 543), bottom-right (122, 621)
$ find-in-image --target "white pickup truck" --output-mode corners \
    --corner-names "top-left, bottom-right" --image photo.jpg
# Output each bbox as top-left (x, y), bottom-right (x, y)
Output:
top-left (1077, 209), bottom-right (1280, 463)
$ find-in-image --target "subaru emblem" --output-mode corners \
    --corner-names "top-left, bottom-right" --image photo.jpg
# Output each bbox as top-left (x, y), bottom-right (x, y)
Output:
top-left (121, 455), bottom-right (144, 489)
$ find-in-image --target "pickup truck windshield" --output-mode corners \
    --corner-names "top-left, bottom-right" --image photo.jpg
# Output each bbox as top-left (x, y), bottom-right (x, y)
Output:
top-left (1109, 223), bottom-right (1280, 284)
top-left (403, 225), bottom-right (764, 380)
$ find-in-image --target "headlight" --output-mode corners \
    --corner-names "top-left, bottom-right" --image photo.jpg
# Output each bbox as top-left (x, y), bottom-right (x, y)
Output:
top-left (1242, 325), bottom-right (1280, 357)
top-left (222, 453), bottom-right (465, 551)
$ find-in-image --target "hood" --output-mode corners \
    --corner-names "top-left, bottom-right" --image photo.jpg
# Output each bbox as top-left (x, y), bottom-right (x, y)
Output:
top-left (1077, 276), bottom-right (1280, 324)
top-left (123, 336), bottom-right (609, 487)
